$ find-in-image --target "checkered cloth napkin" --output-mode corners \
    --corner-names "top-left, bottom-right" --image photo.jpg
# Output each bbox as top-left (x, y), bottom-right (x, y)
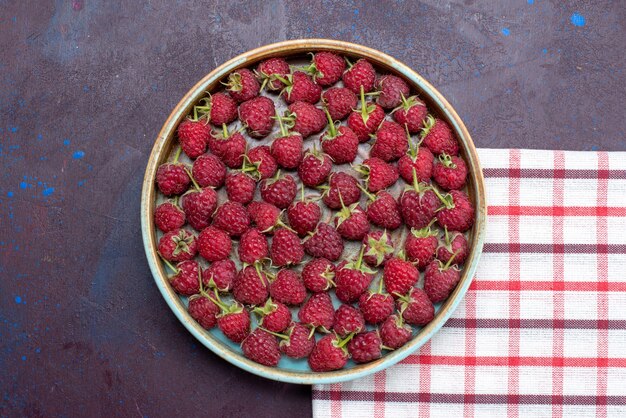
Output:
top-left (313, 149), bottom-right (626, 418)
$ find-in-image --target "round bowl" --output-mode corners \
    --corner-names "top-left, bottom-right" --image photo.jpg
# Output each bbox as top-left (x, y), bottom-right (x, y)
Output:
top-left (141, 39), bottom-right (486, 384)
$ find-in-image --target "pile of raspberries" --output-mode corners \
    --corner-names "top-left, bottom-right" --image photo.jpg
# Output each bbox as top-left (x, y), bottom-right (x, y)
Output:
top-left (153, 51), bottom-right (474, 372)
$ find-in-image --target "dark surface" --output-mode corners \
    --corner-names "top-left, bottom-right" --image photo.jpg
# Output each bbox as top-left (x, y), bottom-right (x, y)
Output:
top-left (1, 1), bottom-right (625, 417)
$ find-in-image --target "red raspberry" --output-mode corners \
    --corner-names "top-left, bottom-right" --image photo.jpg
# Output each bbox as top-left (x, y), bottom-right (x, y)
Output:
top-left (421, 115), bottom-right (459, 155)
top-left (383, 256), bottom-right (419, 297)
top-left (298, 148), bottom-right (332, 187)
top-left (202, 259), bottom-right (237, 292)
top-left (207, 125), bottom-right (246, 169)
top-left (320, 110), bottom-right (359, 165)
top-left (424, 259), bottom-right (461, 303)
top-left (269, 269), bottom-right (307, 306)
top-left (233, 264), bottom-right (270, 306)
top-left (347, 87), bottom-right (386, 143)
top-left (154, 201), bottom-right (185, 233)
top-left (359, 281), bottom-right (394, 324)
top-left (308, 334), bottom-right (350, 372)
top-left (270, 228), bottom-right (304, 267)
top-left (238, 228), bottom-right (269, 264)
top-left (370, 121), bottom-right (407, 162)
top-left (302, 258), bottom-right (336, 293)
top-left (213, 201), bottom-right (251, 237)
top-left (204, 92), bottom-right (238, 126)
top-left (354, 157), bottom-right (399, 193)
top-left (303, 223), bottom-right (344, 261)
top-left (398, 144), bottom-right (434, 184)
top-left (347, 331), bottom-right (382, 364)
top-left (333, 304), bottom-right (365, 337)
top-left (260, 173), bottom-right (297, 209)
top-left (271, 117), bottom-right (303, 169)
top-left (405, 223), bottom-right (439, 270)
top-left (280, 71), bottom-right (322, 104)
top-left (287, 193), bottom-right (321, 237)
top-left (396, 288), bottom-right (435, 326)
top-left (321, 172), bottom-right (361, 210)
top-left (392, 95), bottom-right (428, 133)
top-left (188, 293), bottom-right (219, 329)
top-left (168, 259), bottom-right (200, 296)
top-left (197, 226), bottom-right (231, 262)
top-left (225, 68), bottom-right (260, 103)
top-left (239, 96), bottom-right (275, 138)
top-left (398, 181), bottom-right (440, 230)
top-left (335, 248), bottom-right (375, 303)
top-left (437, 230), bottom-right (469, 265)
top-left (192, 153), bottom-right (226, 188)
top-left (247, 145), bottom-right (278, 180)
top-left (256, 57), bottom-right (290, 91)
top-left (322, 87), bottom-right (357, 120)
top-left (225, 171), bottom-right (256, 205)
top-left (285, 101), bottom-right (326, 138)
top-left (335, 205), bottom-right (370, 241)
top-left (177, 119), bottom-right (210, 159)
top-left (158, 229), bottom-right (197, 262)
top-left (376, 75), bottom-right (410, 109)
top-left (362, 230), bottom-right (395, 268)
top-left (156, 162), bottom-right (190, 196)
top-left (254, 299), bottom-right (292, 333)
top-left (342, 59), bottom-right (376, 94)
top-left (216, 303), bottom-right (251, 343)
top-left (298, 292), bottom-right (335, 332)
top-left (308, 51), bottom-right (345, 86)
top-left (241, 329), bottom-right (281, 366)
top-left (279, 322), bottom-right (315, 358)
top-left (362, 190), bottom-right (403, 231)
top-left (380, 315), bottom-right (413, 349)
top-left (247, 201), bottom-right (284, 233)
top-left (181, 187), bottom-right (218, 231)
top-left (436, 190), bottom-right (474, 232)
top-left (432, 153), bottom-right (468, 190)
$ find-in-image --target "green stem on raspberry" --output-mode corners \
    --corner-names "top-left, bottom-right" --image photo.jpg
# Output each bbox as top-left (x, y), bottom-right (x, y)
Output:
top-left (442, 249), bottom-right (460, 271)
top-left (173, 196), bottom-right (179, 207)
top-left (323, 106), bottom-right (337, 138)
top-left (431, 186), bottom-right (454, 209)
top-left (355, 245), bottom-right (365, 270)
top-left (355, 181), bottom-right (375, 202)
top-left (184, 166), bottom-right (201, 192)
top-left (275, 112), bottom-right (289, 137)
top-left (259, 327), bottom-right (289, 341)
top-left (172, 146), bottom-right (182, 164)
top-left (411, 168), bottom-right (422, 194)
top-left (359, 86), bottom-right (369, 125)
top-left (300, 185), bottom-right (305, 202)
top-left (221, 123), bottom-right (230, 139)
top-left (335, 332), bottom-right (356, 349)
top-left (160, 257), bottom-right (178, 274)
top-left (406, 124), bottom-right (417, 158)
top-left (376, 276), bottom-right (384, 294)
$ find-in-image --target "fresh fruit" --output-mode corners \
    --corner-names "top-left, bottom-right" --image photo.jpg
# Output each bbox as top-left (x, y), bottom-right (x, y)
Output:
top-left (298, 147), bottom-right (332, 187)
top-left (284, 101), bottom-right (327, 138)
top-left (212, 201), bottom-right (251, 237)
top-left (320, 172), bottom-right (361, 209)
top-left (342, 58), bottom-right (376, 94)
top-left (380, 315), bottom-right (413, 349)
top-left (434, 189), bottom-right (474, 232)
top-left (154, 200), bottom-right (185, 233)
top-left (256, 57), bottom-right (290, 91)
top-left (247, 201), bottom-right (285, 233)
top-left (271, 115), bottom-right (303, 169)
top-left (233, 263), bottom-right (270, 306)
top-left (333, 304), bottom-right (365, 337)
top-left (177, 118), bottom-right (210, 159)
top-left (287, 188), bottom-right (321, 237)
top-left (335, 247), bottom-right (375, 303)
top-left (370, 121), bottom-right (407, 162)
top-left (188, 292), bottom-right (219, 329)
top-left (298, 292), bottom-right (335, 332)
top-left (383, 254), bottom-right (419, 297)
top-left (207, 124), bottom-right (247, 169)
top-left (397, 131), bottom-right (434, 184)
top-left (359, 188), bottom-right (403, 230)
top-left (270, 228), bottom-right (304, 266)
top-left (304, 51), bottom-right (345, 87)
top-left (405, 221), bottom-right (438, 270)
top-left (269, 269), bottom-right (307, 306)
top-left (376, 75), bottom-right (410, 109)
top-left (225, 171), bottom-right (256, 204)
top-left (359, 279), bottom-right (394, 324)
top-left (354, 157), bottom-right (399, 193)
top-left (239, 96), bottom-right (275, 138)
top-left (196, 92), bottom-right (238, 126)
top-left (437, 229), bottom-right (469, 265)
top-left (158, 228), bottom-right (197, 262)
top-left (197, 226), bottom-right (231, 262)
top-left (396, 288), bottom-right (435, 326)
top-left (398, 170), bottom-right (440, 229)
top-left (216, 302), bottom-right (251, 343)
top-left (322, 87), bottom-right (357, 120)
top-left (432, 153), bottom-right (468, 190)
top-left (278, 71), bottom-right (322, 104)
top-left (303, 223), bottom-right (344, 261)
top-left (246, 145), bottom-right (278, 180)
top-left (347, 87), bottom-right (386, 142)
top-left (335, 203), bottom-right (370, 241)
top-left (301, 258), bottom-right (336, 293)
top-left (181, 185), bottom-right (218, 231)
top-left (253, 298), bottom-right (292, 333)
top-left (362, 230), bottom-right (395, 268)
top-left (424, 256), bottom-right (461, 303)
top-left (156, 149), bottom-right (191, 196)
top-left (192, 153), bottom-right (226, 188)
top-left (392, 94), bottom-right (428, 133)
top-left (260, 172), bottom-right (297, 209)
top-left (320, 109), bottom-right (359, 164)
top-left (241, 329), bottom-right (281, 366)
top-left (276, 322), bottom-right (315, 358)
top-left (163, 259), bottom-right (200, 296)
top-left (421, 115), bottom-right (459, 155)
top-left (308, 334), bottom-right (351, 372)
top-left (225, 68), bottom-right (260, 103)
top-left (348, 331), bottom-right (383, 363)
top-left (202, 259), bottom-right (237, 292)
top-left (238, 228), bottom-right (269, 264)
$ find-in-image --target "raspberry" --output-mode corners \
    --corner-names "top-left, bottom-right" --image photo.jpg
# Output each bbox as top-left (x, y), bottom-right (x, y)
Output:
top-left (238, 228), bottom-right (269, 264)
top-left (168, 259), bottom-right (201, 296)
top-left (247, 145), bottom-right (278, 180)
top-left (285, 101), bottom-right (326, 138)
top-left (435, 189), bottom-right (474, 232)
top-left (197, 226), bottom-right (231, 262)
top-left (256, 57), bottom-right (290, 91)
top-left (212, 201), bottom-right (251, 237)
top-left (392, 95), bottom-right (428, 133)
top-left (308, 51), bottom-right (345, 86)
top-left (347, 87), bottom-right (386, 143)
top-left (362, 230), bottom-right (395, 268)
top-left (347, 331), bottom-right (383, 364)
top-left (437, 230), bottom-right (469, 265)
top-left (192, 153), bottom-right (226, 188)
top-left (280, 71), bottom-right (322, 104)
top-left (380, 315), bottom-right (413, 349)
top-left (308, 334), bottom-right (350, 372)
top-left (405, 222), bottom-right (439, 270)
top-left (239, 96), bottom-right (275, 138)
top-left (298, 292), bottom-right (335, 332)
top-left (421, 115), bottom-right (459, 155)
top-left (225, 68), bottom-right (260, 103)
top-left (396, 288), bottom-right (435, 326)
top-left (269, 269), bottom-right (307, 306)
top-left (225, 171), bottom-right (256, 205)
top-left (432, 153), bottom-right (468, 190)
top-left (383, 256), bottom-right (419, 297)
top-left (270, 228), bottom-right (304, 267)
top-left (156, 162), bottom-right (190, 196)
top-left (177, 118), bottom-right (210, 159)
top-left (233, 264), bottom-right (270, 306)
top-left (342, 59), bottom-right (376, 94)
top-left (359, 282), bottom-right (394, 325)
top-left (154, 201), bottom-right (185, 233)
top-left (298, 148), bottom-right (332, 187)
top-left (333, 304), bottom-right (365, 337)
top-left (181, 187), bottom-right (218, 231)
top-left (303, 223), bottom-right (344, 261)
top-left (253, 298), bottom-right (292, 333)
top-left (188, 293), bottom-right (219, 329)
top-left (301, 258), bottom-right (336, 293)
top-left (158, 229), bottom-right (197, 262)
top-left (241, 329), bottom-right (281, 366)
top-left (287, 192), bottom-right (321, 237)
top-left (279, 322), bottom-right (315, 359)
top-left (260, 173), bottom-right (297, 209)
top-left (376, 75), bottom-right (410, 109)
top-left (321, 172), bottom-right (361, 210)
top-left (424, 259), bottom-right (461, 303)
top-left (322, 87), bottom-right (357, 120)
top-left (202, 259), bottom-right (237, 292)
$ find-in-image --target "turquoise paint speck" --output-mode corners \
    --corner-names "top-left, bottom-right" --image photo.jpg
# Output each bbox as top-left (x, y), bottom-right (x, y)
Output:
top-left (501, 28), bottom-right (510, 36)
top-left (7, 191), bottom-right (13, 197)
top-left (542, 48), bottom-right (548, 54)
top-left (570, 13), bottom-right (585, 27)
top-left (19, 182), bottom-right (28, 189)
top-left (73, 150), bottom-right (85, 159)
top-left (15, 296), bottom-right (22, 304)
top-left (42, 187), bottom-right (54, 196)
top-left (63, 139), bottom-right (70, 146)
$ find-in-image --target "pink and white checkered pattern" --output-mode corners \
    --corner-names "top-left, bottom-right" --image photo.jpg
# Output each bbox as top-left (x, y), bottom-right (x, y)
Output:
top-left (313, 149), bottom-right (626, 418)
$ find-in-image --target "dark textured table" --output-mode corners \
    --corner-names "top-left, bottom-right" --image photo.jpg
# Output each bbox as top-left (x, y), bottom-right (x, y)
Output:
top-left (1, 1), bottom-right (624, 417)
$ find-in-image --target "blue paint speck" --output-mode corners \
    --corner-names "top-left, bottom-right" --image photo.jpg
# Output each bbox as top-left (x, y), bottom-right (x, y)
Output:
top-left (83, 85), bottom-right (90, 92)
top-left (501, 28), bottom-right (510, 36)
top-left (570, 13), bottom-right (585, 27)
top-left (542, 48), bottom-right (548, 54)
top-left (42, 187), bottom-right (55, 196)
top-left (12, 16), bottom-right (16, 22)
top-left (15, 296), bottom-right (22, 304)
top-left (527, 0), bottom-right (534, 4)
top-left (78, 180), bottom-right (85, 187)
top-left (10, 126), bottom-right (18, 133)
top-left (591, 145), bottom-right (599, 151)
top-left (37, 134), bottom-right (43, 141)
top-left (7, 191), bottom-right (14, 197)
top-left (19, 181), bottom-right (28, 189)
top-left (35, 347), bottom-right (41, 353)
top-left (21, 355), bottom-right (26, 361)
top-left (63, 139), bottom-right (70, 146)
top-left (73, 150), bottom-right (85, 159)
top-left (354, 9), bottom-right (359, 15)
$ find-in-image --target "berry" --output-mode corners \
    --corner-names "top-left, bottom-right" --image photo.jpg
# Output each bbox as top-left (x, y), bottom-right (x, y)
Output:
top-left (167, 259), bottom-right (201, 296)
top-left (424, 258), bottom-right (461, 303)
top-left (335, 247), bottom-right (375, 303)
top-left (320, 109), bottom-right (359, 164)
top-left (298, 148), bottom-right (332, 187)
top-left (432, 153), bottom-right (468, 190)
top-left (302, 258), bottom-right (336, 293)
top-left (247, 201), bottom-right (284, 233)
top-left (405, 223), bottom-right (439, 270)
top-left (370, 121), bottom-right (407, 162)
top-left (256, 57), bottom-right (290, 91)
top-left (392, 95), bottom-right (427, 133)
top-left (308, 334), bottom-right (350, 372)
top-left (354, 157), bottom-right (399, 193)
top-left (361, 189), bottom-right (403, 231)
top-left (271, 117), bottom-right (303, 169)
top-left (335, 204), bottom-right (370, 241)
top-left (188, 293), bottom-right (219, 329)
top-left (202, 259), bottom-right (237, 292)
top-left (270, 228), bottom-right (304, 266)
top-left (241, 329), bottom-right (281, 366)
top-left (181, 187), bottom-right (218, 231)
top-left (362, 230), bottom-right (395, 268)
top-left (348, 331), bottom-right (382, 363)
top-left (342, 58), bottom-right (376, 94)
top-left (225, 68), bottom-right (260, 103)
top-left (278, 322), bottom-right (315, 358)
top-left (247, 145), bottom-right (278, 180)
top-left (197, 226), bottom-right (231, 262)
top-left (321, 172), bottom-right (361, 210)
top-left (253, 298), bottom-right (292, 333)
top-left (203, 92), bottom-right (238, 126)
top-left (284, 101), bottom-right (327, 138)
top-left (156, 162), bottom-right (190, 196)
top-left (437, 229), bottom-right (469, 265)
top-left (306, 51), bottom-right (345, 87)
top-left (225, 171), bottom-right (256, 204)
top-left (333, 304), bottom-right (365, 337)
top-left (177, 118), bottom-right (210, 159)
top-left (216, 300), bottom-right (251, 343)
top-left (269, 269), bottom-right (307, 306)
top-left (158, 229), bottom-right (197, 262)
top-left (435, 189), bottom-right (474, 232)
top-left (287, 189), bottom-right (321, 237)
top-left (154, 201), bottom-right (185, 233)
top-left (384, 256), bottom-right (419, 297)
top-left (347, 87), bottom-right (386, 142)
top-left (398, 175), bottom-right (440, 230)
top-left (238, 228), bottom-right (269, 264)
top-left (279, 71), bottom-right (322, 104)
top-left (260, 172), bottom-right (297, 209)
top-left (398, 135), bottom-right (434, 184)
top-left (239, 96), bottom-right (275, 138)
top-left (322, 87), bottom-right (357, 120)
top-left (359, 279), bottom-right (394, 324)
top-left (233, 264), bottom-right (270, 306)
top-left (380, 315), bottom-right (413, 349)
top-left (212, 201), bottom-right (251, 237)
top-left (298, 292), bottom-right (335, 332)
top-left (376, 75), bottom-right (410, 109)
top-left (192, 153), bottom-right (226, 188)
top-left (421, 115), bottom-right (459, 155)
top-left (207, 124), bottom-right (247, 169)
top-left (303, 223), bottom-right (344, 261)
top-left (396, 288), bottom-right (435, 326)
